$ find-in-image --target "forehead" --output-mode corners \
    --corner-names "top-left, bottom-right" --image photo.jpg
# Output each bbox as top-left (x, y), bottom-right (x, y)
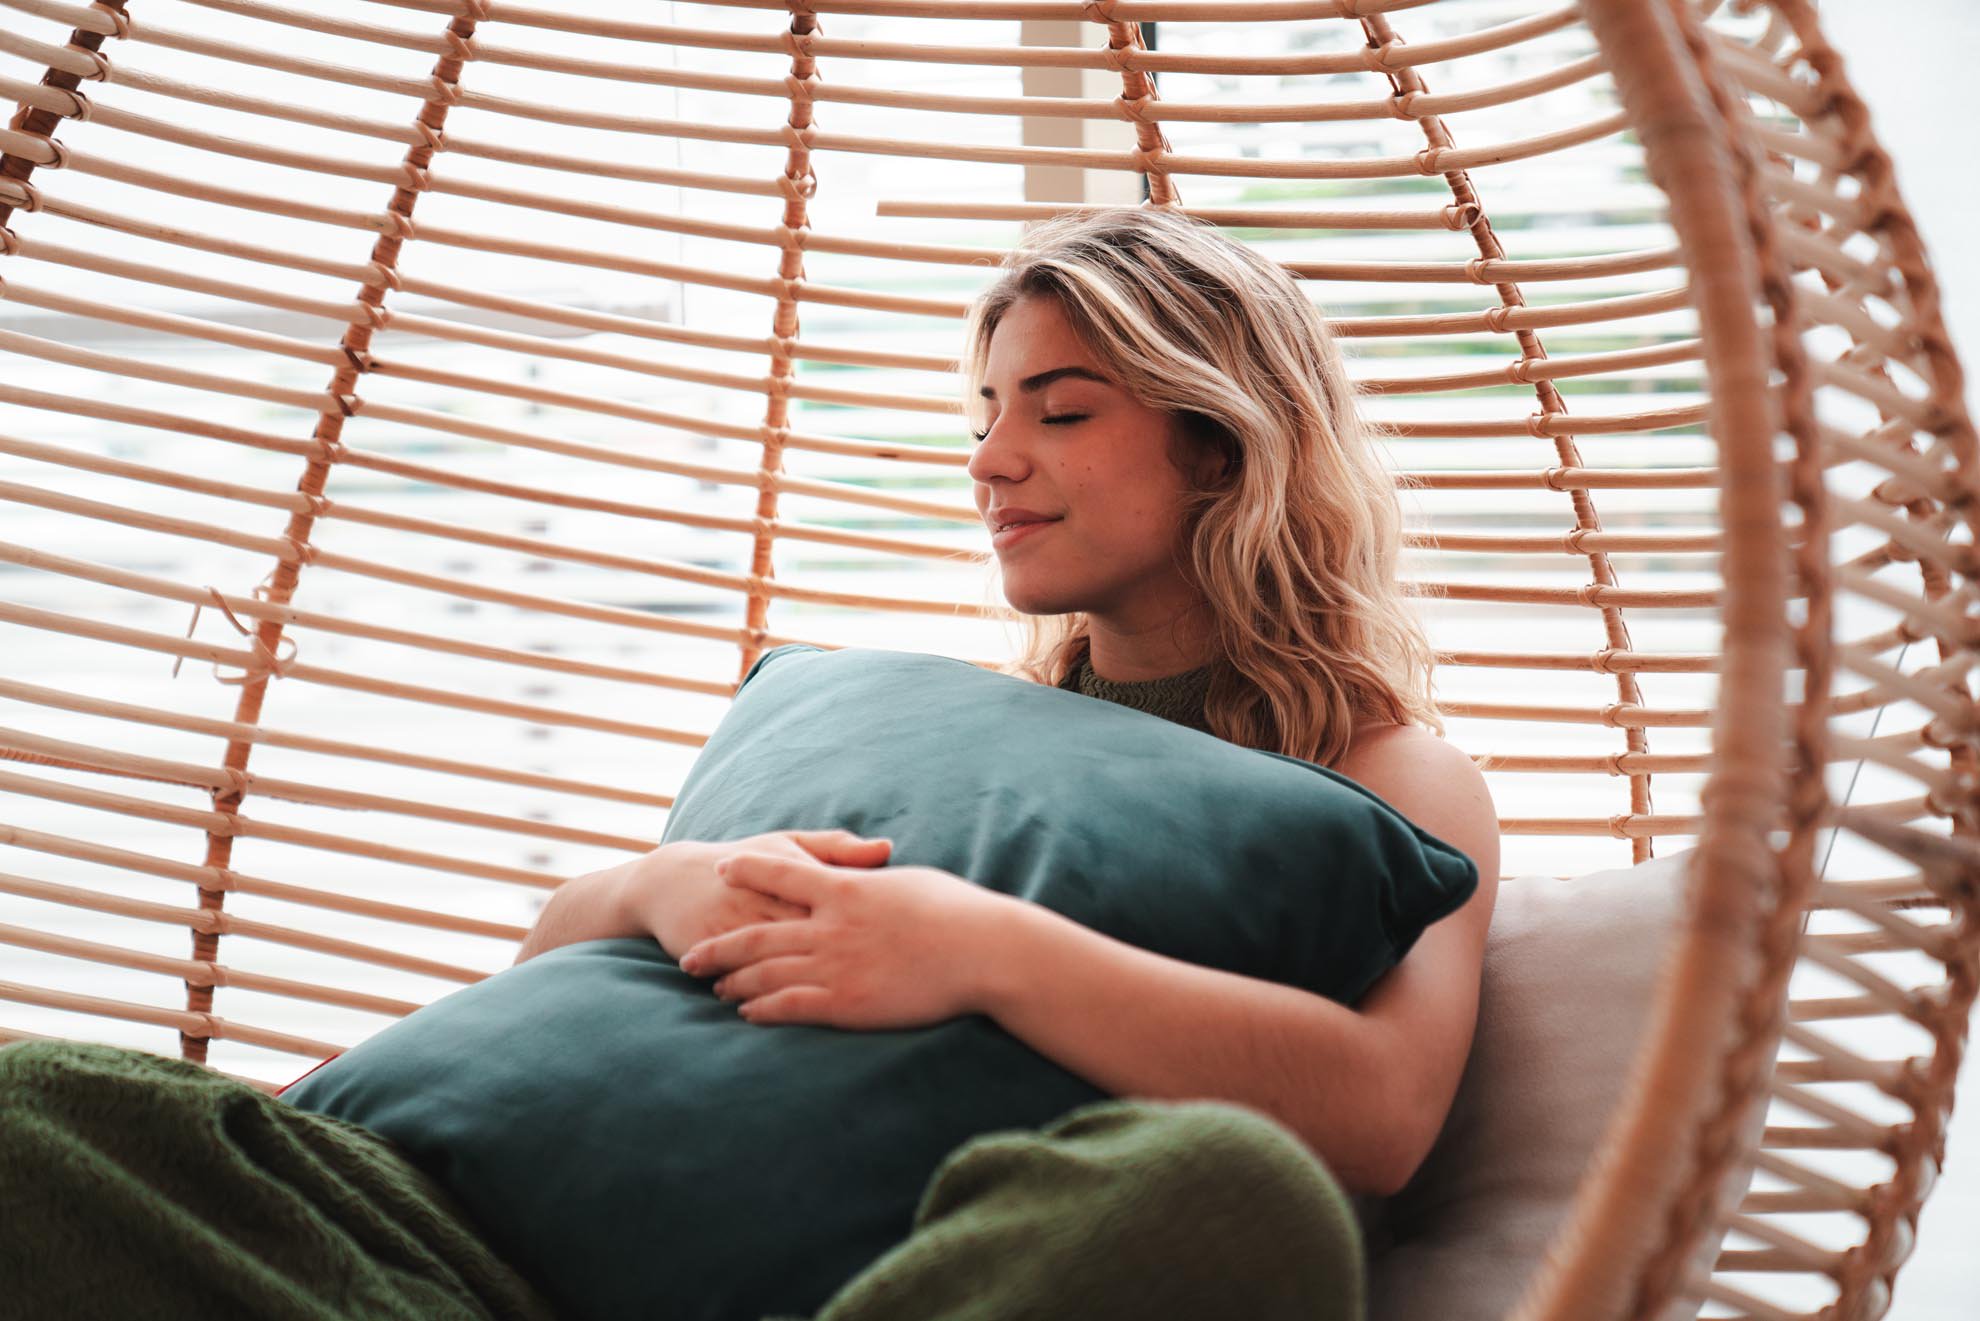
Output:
top-left (986, 295), bottom-right (1091, 365)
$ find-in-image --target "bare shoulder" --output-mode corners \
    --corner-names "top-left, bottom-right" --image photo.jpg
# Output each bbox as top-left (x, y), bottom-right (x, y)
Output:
top-left (1336, 723), bottom-right (1501, 912)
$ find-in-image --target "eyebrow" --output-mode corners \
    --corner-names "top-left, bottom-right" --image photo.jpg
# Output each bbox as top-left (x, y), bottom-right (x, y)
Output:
top-left (977, 366), bottom-right (1112, 400)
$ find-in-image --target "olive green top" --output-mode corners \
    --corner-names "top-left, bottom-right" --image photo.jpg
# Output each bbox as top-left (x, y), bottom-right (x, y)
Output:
top-left (1056, 650), bottom-right (1216, 736)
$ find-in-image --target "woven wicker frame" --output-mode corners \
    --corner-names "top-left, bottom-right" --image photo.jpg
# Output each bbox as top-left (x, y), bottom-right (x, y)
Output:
top-left (1, 0), bottom-right (1974, 1317)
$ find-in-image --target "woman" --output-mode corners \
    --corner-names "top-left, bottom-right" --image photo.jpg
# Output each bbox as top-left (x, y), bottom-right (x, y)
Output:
top-left (518, 206), bottom-right (1502, 1316)
top-left (2, 206), bottom-right (1498, 1320)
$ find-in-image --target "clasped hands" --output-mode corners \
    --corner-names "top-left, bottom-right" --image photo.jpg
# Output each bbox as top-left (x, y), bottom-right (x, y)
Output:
top-left (633, 829), bottom-right (1017, 1032)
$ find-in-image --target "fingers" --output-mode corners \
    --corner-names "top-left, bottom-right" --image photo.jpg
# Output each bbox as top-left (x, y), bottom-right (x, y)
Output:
top-left (708, 954), bottom-right (812, 1004)
top-left (788, 829), bottom-right (894, 865)
top-left (680, 920), bottom-right (814, 978)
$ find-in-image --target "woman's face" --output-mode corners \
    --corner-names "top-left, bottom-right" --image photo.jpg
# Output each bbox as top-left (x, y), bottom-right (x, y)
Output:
top-left (968, 295), bottom-right (1212, 631)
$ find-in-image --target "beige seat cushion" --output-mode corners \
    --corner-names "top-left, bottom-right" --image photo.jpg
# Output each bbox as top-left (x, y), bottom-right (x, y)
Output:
top-left (1357, 849), bottom-right (1768, 1321)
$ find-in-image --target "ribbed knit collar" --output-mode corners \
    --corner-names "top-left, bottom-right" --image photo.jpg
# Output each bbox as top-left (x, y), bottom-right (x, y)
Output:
top-left (1056, 651), bottom-right (1216, 736)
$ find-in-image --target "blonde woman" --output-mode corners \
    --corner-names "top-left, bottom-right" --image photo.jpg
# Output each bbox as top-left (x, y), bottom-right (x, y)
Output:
top-left (1, 206), bottom-right (1499, 1321)
top-left (542, 205), bottom-right (1503, 1318)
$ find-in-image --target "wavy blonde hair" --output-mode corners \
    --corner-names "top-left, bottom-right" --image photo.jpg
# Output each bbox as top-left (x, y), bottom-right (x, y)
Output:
top-left (963, 205), bottom-right (1447, 769)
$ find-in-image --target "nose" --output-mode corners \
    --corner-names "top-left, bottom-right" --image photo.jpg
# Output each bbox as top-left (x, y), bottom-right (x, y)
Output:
top-left (966, 414), bottom-right (1026, 487)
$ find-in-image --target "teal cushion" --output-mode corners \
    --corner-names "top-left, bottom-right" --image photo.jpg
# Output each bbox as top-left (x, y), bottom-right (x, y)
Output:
top-left (283, 644), bottom-right (1478, 1321)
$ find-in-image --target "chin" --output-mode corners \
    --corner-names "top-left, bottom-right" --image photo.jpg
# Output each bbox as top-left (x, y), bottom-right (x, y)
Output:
top-left (995, 570), bottom-right (1074, 618)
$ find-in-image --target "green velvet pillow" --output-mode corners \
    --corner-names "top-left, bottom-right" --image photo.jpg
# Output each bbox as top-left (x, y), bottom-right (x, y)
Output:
top-left (282, 644), bottom-right (1478, 1321)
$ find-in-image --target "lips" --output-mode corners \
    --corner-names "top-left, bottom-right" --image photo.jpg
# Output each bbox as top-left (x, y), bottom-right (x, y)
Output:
top-left (988, 509), bottom-right (1062, 532)
top-left (991, 517), bottom-right (1060, 548)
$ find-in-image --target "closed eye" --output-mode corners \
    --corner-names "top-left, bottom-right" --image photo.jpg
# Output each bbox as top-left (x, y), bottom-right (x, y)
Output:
top-left (970, 413), bottom-right (1089, 443)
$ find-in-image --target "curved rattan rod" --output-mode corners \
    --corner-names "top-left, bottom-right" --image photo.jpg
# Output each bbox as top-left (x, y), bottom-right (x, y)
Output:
top-left (379, 351), bottom-right (1715, 438)
top-left (1813, 360), bottom-right (1946, 435)
top-left (0, 979), bottom-right (337, 1058)
top-left (1826, 424), bottom-right (1978, 518)
top-left (0, 600), bottom-right (719, 747)
top-left (0, 84), bottom-right (768, 207)
top-left (0, 756), bottom-right (1805, 851)
top-left (0, 93), bottom-right (1638, 212)
top-left (1704, 28), bottom-right (1827, 122)
top-left (1801, 288), bottom-right (1934, 373)
top-left (1756, 160), bottom-right (1871, 235)
top-left (815, 52), bottom-right (1602, 122)
top-left (0, 675), bottom-right (1736, 786)
top-left (0, 469), bottom-right (1718, 673)
top-left (0, 728), bottom-right (661, 854)
top-left (0, 581), bottom-right (1869, 742)
top-left (1723, 1215), bottom-right (1846, 1276)
top-left (0, 374), bottom-right (1744, 507)
top-left (0, 677), bottom-right (674, 810)
top-left (1831, 495), bottom-right (1968, 578)
top-left (2, 255), bottom-right (1706, 405)
top-left (2, 236), bottom-right (1710, 398)
top-left (162, 0), bottom-right (1570, 76)
top-left (1816, 917), bottom-right (1966, 969)
top-left (0, 41), bottom-right (1513, 227)
top-left (1833, 568), bottom-right (1980, 654)
top-left (1798, 940), bottom-right (1940, 1028)
top-left (1695, 1275), bottom-right (1809, 1321)
top-left (0, 25), bottom-right (97, 81)
top-left (0, 852), bottom-right (526, 950)
top-left (0, 768), bottom-right (566, 892)
top-left (1834, 644), bottom-right (1978, 734)
top-left (0, 922), bottom-right (422, 1020)
top-left (1748, 1151), bottom-right (1873, 1217)
top-left (1819, 881), bottom-right (1945, 913)
top-left (1737, 1184), bottom-right (1863, 1215)
top-left (878, 199), bottom-right (1468, 229)
top-left (0, 327), bottom-right (1739, 511)
top-left (0, 459), bottom-right (1766, 657)
top-left (12, 142), bottom-right (1667, 281)
top-left (3, 185), bottom-right (1696, 343)
top-left (1771, 225), bottom-right (1898, 299)
top-left (1786, 993), bottom-right (1931, 1026)
top-left (0, 433), bottom-right (1000, 567)
top-left (1, 503), bottom-right (1745, 636)
top-left (0, 274), bottom-right (1718, 432)
top-left (4, 212), bottom-right (1465, 386)
top-left (0, 38), bottom-right (1610, 132)
top-left (0, 92), bottom-right (783, 204)
top-left (1768, 1080), bottom-right (1891, 1150)
top-left (1820, 735), bottom-right (1963, 804)
top-left (0, 176), bottom-right (1697, 337)
top-left (368, 0), bottom-right (1439, 21)
top-left (1740, 113), bottom-right (1848, 177)
top-left (1812, 885), bottom-right (1966, 962)
top-left (1713, 1246), bottom-right (1839, 1282)
top-left (0, 879), bottom-right (515, 987)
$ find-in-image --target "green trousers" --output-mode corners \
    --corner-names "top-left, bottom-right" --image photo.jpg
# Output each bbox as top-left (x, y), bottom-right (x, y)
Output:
top-left (0, 1040), bottom-right (1365, 1321)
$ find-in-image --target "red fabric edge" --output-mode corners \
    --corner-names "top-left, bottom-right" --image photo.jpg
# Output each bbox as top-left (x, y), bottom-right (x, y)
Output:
top-left (274, 1050), bottom-right (344, 1099)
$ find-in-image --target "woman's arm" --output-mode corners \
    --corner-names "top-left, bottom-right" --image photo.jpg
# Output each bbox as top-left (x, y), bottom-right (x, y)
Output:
top-left (976, 731), bottom-right (1501, 1198)
top-left (514, 857), bottom-right (648, 966)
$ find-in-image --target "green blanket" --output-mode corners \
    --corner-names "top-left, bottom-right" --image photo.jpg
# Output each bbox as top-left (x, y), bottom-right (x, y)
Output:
top-left (0, 1039), bottom-right (558, 1320)
top-left (0, 1039), bottom-right (1365, 1320)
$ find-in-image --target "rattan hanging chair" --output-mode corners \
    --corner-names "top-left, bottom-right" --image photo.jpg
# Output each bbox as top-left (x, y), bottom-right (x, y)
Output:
top-left (0, 0), bottom-right (1975, 1317)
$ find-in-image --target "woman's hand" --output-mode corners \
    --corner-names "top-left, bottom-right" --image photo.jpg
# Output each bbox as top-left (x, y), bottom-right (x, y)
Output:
top-left (675, 852), bottom-right (1020, 1031)
top-left (629, 829), bottom-right (895, 962)
top-left (516, 830), bottom-right (894, 967)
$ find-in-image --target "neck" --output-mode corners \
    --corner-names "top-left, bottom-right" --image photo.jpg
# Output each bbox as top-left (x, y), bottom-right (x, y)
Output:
top-left (1082, 619), bottom-right (1215, 683)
